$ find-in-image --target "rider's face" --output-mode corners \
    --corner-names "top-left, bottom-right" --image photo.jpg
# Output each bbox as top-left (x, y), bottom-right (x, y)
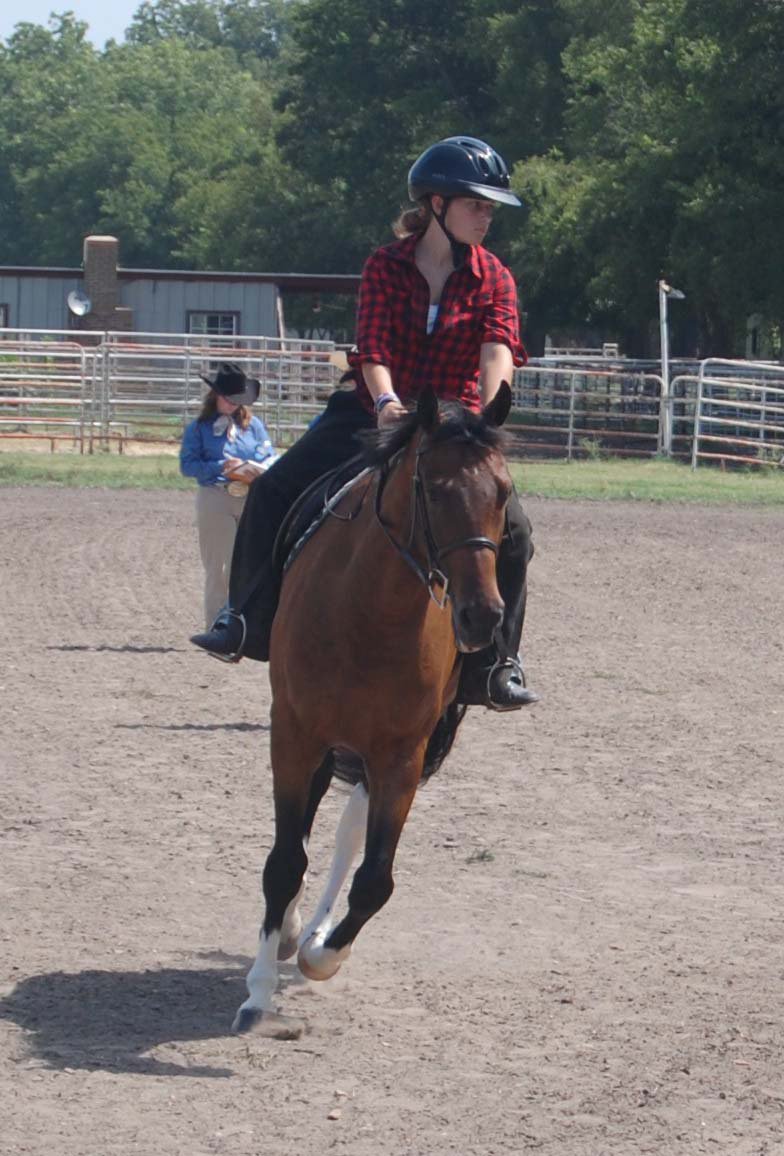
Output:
top-left (440, 196), bottom-right (497, 245)
top-left (215, 393), bottom-right (241, 415)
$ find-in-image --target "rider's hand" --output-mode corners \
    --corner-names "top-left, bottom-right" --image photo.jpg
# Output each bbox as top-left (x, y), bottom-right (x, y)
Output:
top-left (377, 401), bottom-right (407, 427)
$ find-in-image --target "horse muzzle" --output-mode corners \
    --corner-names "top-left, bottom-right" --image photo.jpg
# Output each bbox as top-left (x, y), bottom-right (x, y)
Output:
top-left (452, 597), bottom-right (505, 653)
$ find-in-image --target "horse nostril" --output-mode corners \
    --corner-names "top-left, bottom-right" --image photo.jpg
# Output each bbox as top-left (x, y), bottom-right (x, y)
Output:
top-left (458, 601), bottom-right (504, 643)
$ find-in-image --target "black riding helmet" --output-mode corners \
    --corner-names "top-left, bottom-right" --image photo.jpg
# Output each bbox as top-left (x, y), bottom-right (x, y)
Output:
top-left (407, 136), bottom-right (522, 208)
top-left (407, 136), bottom-right (521, 267)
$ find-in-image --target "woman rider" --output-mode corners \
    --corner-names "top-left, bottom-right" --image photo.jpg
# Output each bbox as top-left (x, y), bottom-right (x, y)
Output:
top-left (192, 135), bottom-right (538, 710)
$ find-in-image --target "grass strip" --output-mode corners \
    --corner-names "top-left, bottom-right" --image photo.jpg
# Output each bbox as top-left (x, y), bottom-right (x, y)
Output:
top-left (0, 450), bottom-right (783, 505)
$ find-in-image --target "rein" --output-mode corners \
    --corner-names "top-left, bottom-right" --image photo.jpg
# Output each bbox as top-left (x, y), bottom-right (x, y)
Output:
top-left (374, 437), bottom-right (501, 610)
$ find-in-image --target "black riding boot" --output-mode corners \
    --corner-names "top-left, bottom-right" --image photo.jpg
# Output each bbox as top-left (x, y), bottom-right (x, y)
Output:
top-left (456, 491), bottom-right (539, 711)
top-left (190, 559), bottom-right (279, 662)
top-left (458, 652), bottom-right (539, 710)
top-left (191, 607), bottom-right (247, 662)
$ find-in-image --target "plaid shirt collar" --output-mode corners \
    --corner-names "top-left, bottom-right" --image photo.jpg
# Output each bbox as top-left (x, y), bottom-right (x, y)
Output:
top-left (383, 233), bottom-right (483, 281)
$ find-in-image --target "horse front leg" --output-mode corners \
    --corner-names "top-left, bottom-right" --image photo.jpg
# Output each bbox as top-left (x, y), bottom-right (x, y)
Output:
top-left (278, 751), bottom-right (335, 961)
top-left (298, 749), bottom-right (423, 982)
top-left (297, 782), bottom-right (368, 970)
top-left (232, 723), bottom-right (328, 1036)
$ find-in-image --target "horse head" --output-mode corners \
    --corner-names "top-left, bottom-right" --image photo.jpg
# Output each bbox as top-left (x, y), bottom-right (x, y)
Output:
top-left (414, 383), bottom-right (513, 652)
top-left (366, 383), bottom-right (513, 654)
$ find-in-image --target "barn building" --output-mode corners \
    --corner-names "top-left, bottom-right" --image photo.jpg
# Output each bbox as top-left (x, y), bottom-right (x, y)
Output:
top-left (0, 235), bottom-right (360, 339)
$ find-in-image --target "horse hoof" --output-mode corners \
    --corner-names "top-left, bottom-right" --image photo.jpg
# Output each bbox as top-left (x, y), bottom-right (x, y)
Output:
top-left (232, 1006), bottom-right (264, 1034)
top-left (232, 1007), bottom-right (305, 1040)
top-left (297, 943), bottom-right (342, 982)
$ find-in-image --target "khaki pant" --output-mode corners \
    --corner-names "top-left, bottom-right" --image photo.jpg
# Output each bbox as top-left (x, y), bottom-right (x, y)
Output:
top-left (195, 484), bottom-right (246, 628)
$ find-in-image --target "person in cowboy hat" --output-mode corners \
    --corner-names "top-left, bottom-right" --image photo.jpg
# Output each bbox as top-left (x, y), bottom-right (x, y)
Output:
top-left (191, 136), bottom-right (538, 710)
top-left (180, 362), bottom-right (278, 629)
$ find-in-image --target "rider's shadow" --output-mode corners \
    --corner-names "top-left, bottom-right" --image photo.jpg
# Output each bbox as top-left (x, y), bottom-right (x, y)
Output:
top-left (0, 955), bottom-right (304, 1078)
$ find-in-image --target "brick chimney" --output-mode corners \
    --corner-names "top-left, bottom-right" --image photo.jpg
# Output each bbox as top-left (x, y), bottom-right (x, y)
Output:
top-left (80, 235), bottom-right (134, 334)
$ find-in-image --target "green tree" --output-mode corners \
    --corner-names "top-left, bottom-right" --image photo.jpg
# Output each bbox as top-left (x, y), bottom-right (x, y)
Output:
top-left (0, 15), bottom-right (103, 263)
top-left (276, 0), bottom-right (529, 271)
top-left (514, 0), bottom-right (784, 355)
top-left (0, 16), bottom-right (285, 269)
top-left (126, 0), bottom-right (294, 66)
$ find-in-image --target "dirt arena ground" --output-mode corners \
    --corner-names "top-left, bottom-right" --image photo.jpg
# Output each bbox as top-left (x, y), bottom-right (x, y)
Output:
top-left (2, 486), bottom-right (784, 1156)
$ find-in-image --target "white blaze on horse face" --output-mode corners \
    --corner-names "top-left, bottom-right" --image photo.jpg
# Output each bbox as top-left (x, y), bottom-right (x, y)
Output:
top-left (297, 783), bottom-right (368, 976)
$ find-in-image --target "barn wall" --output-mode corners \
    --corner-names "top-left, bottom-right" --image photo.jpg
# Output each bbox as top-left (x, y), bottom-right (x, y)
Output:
top-left (118, 278), bottom-right (279, 336)
top-left (0, 274), bottom-right (82, 331)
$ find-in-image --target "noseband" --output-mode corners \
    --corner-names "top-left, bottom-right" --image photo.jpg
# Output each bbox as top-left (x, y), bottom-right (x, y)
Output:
top-left (374, 438), bottom-right (503, 609)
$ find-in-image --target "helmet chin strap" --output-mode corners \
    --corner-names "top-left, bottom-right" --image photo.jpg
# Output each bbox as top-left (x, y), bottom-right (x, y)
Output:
top-left (431, 197), bottom-right (469, 269)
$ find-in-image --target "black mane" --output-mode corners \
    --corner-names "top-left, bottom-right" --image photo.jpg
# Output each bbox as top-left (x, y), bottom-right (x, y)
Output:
top-left (358, 399), bottom-right (507, 468)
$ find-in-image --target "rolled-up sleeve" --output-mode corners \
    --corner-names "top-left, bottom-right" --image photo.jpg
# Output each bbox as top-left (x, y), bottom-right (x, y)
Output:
top-left (482, 266), bottom-right (528, 366)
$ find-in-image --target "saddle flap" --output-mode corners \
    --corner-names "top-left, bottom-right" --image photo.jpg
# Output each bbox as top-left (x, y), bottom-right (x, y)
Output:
top-left (272, 455), bottom-right (370, 576)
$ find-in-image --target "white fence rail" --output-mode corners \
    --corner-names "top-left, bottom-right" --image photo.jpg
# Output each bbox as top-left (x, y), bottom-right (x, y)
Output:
top-left (0, 331), bottom-right (782, 468)
top-left (0, 328), bottom-right (340, 451)
top-left (690, 359), bottom-right (784, 468)
top-left (510, 365), bottom-right (665, 459)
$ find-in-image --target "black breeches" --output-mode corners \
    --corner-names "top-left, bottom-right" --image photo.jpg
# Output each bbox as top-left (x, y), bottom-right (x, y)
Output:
top-left (228, 390), bottom-right (374, 656)
top-left (460, 489), bottom-right (533, 683)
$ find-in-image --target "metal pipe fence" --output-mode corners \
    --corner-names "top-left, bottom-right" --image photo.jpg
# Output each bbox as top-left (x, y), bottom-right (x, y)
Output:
top-left (690, 360), bottom-right (784, 469)
top-left (0, 330), bottom-right (782, 469)
top-left (509, 365), bottom-right (666, 459)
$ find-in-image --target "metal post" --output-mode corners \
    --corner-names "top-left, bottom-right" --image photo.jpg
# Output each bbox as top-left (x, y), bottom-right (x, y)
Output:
top-left (183, 347), bottom-right (192, 433)
top-left (566, 372), bottom-right (577, 461)
top-left (658, 280), bottom-right (671, 456)
top-left (690, 368), bottom-right (705, 470)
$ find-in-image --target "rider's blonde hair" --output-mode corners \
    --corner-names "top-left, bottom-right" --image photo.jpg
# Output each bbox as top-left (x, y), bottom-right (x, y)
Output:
top-left (392, 200), bottom-right (431, 239)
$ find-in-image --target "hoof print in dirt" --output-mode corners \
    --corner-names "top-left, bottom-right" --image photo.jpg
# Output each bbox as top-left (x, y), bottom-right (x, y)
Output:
top-left (232, 1008), bottom-right (304, 1040)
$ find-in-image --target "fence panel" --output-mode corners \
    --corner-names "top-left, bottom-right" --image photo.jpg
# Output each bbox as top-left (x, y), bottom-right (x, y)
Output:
top-left (509, 366), bottom-right (665, 459)
top-left (691, 360), bottom-right (784, 468)
top-left (1, 333), bottom-right (782, 469)
top-left (0, 331), bottom-right (102, 450)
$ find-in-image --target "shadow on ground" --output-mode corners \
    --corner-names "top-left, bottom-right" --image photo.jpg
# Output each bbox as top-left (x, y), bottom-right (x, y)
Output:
top-left (47, 645), bottom-right (184, 654)
top-left (115, 722), bottom-right (270, 733)
top-left (0, 957), bottom-right (304, 1078)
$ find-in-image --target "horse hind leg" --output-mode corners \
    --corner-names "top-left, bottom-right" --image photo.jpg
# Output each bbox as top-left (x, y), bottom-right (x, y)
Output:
top-left (298, 752), bottom-right (422, 983)
top-left (297, 782), bottom-right (368, 979)
top-left (278, 752), bottom-right (335, 960)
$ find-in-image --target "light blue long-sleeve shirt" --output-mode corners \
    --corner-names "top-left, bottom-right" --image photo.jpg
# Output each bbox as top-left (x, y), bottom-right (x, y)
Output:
top-left (179, 415), bottom-right (278, 487)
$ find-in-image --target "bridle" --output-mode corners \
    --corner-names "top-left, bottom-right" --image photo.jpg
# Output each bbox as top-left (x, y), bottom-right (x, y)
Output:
top-left (374, 435), bottom-right (504, 610)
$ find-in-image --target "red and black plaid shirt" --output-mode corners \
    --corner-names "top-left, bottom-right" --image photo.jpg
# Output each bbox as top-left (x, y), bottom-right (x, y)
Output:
top-left (348, 234), bottom-right (527, 414)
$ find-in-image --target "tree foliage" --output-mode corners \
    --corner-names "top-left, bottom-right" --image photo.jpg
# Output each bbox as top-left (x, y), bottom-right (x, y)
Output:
top-left (1, 0), bottom-right (782, 354)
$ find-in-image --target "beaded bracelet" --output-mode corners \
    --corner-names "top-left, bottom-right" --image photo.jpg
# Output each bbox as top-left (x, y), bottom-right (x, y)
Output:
top-left (375, 392), bottom-right (400, 415)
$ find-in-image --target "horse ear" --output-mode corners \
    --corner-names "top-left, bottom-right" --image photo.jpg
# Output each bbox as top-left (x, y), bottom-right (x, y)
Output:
top-left (417, 387), bottom-right (439, 431)
top-left (483, 381), bottom-right (512, 427)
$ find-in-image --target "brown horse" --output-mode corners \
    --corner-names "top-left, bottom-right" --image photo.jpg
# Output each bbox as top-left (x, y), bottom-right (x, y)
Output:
top-left (233, 383), bottom-right (514, 1036)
